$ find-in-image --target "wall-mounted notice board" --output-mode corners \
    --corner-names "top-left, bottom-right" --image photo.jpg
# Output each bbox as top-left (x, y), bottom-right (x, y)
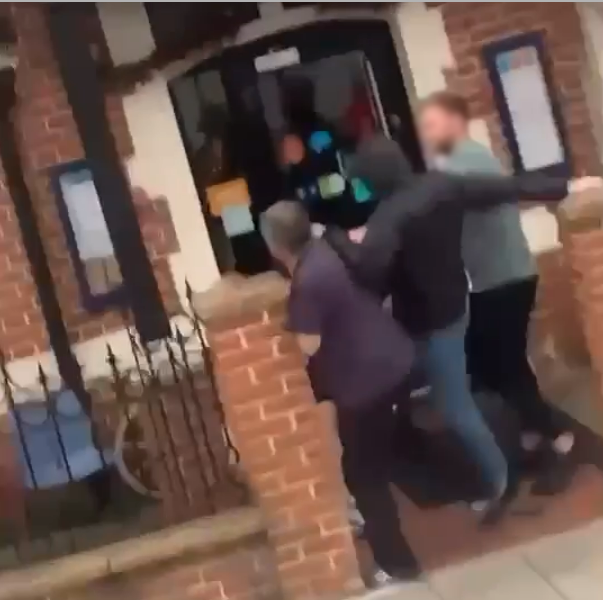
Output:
top-left (482, 31), bottom-right (572, 177)
top-left (50, 160), bottom-right (127, 313)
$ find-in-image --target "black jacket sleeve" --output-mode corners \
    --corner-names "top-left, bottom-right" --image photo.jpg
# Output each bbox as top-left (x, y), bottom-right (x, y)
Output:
top-left (443, 172), bottom-right (569, 212)
top-left (324, 196), bottom-right (404, 296)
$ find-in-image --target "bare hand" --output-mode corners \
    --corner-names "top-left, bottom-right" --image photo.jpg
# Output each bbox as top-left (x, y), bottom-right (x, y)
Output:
top-left (568, 177), bottom-right (603, 195)
top-left (348, 227), bottom-right (366, 243)
top-left (311, 223), bottom-right (326, 238)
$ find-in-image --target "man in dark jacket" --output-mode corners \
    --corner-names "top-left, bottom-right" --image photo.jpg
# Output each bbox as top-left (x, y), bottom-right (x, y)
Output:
top-left (325, 135), bottom-right (598, 514)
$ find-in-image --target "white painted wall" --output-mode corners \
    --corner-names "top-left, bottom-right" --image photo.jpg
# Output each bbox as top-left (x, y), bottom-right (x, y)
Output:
top-left (393, 1), bottom-right (561, 255)
top-left (97, 3), bottom-right (220, 300)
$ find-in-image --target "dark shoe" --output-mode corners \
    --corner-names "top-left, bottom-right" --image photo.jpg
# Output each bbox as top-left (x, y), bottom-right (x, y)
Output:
top-left (517, 445), bottom-right (547, 476)
top-left (531, 450), bottom-right (577, 496)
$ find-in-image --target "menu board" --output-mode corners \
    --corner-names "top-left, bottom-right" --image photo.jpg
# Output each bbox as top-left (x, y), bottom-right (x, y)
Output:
top-left (59, 168), bottom-right (115, 261)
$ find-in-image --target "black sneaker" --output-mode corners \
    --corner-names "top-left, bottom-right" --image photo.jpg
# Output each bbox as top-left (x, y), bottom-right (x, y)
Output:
top-left (531, 450), bottom-right (577, 496)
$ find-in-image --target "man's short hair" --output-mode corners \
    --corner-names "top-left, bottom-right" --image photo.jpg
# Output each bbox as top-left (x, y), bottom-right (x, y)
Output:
top-left (260, 201), bottom-right (312, 255)
top-left (420, 90), bottom-right (470, 121)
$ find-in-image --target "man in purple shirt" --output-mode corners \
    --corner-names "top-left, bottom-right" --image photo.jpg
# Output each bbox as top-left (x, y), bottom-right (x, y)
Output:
top-left (260, 201), bottom-right (417, 586)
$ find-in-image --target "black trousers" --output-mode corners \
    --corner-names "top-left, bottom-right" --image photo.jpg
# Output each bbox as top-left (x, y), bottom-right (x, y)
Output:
top-left (466, 276), bottom-right (562, 439)
top-left (338, 389), bottom-right (418, 577)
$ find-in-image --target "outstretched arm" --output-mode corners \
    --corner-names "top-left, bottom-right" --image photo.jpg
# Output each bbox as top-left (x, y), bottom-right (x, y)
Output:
top-left (444, 171), bottom-right (570, 212)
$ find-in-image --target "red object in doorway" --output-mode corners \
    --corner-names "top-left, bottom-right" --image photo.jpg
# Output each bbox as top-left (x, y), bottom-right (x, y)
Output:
top-left (344, 85), bottom-right (377, 141)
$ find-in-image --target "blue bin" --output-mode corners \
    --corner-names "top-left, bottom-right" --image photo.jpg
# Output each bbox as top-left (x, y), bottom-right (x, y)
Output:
top-left (9, 389), bottom-right (114, 489)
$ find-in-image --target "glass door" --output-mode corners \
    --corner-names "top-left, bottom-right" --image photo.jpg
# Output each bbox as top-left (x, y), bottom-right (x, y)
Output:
top-left (251, 50), bottom-right (384, 229)
top-left (170, 18), bottom-right (422, 276)
top-left (171, 61), bottom-right (278, 275)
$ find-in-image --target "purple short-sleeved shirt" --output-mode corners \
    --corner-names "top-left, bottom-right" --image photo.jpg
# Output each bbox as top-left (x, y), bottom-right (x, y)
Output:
top-left (287, 240), bottom-right (414, 410)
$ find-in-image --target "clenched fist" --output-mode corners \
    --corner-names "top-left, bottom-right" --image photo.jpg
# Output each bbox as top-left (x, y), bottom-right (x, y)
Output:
top-left (568, 177), bottom-right (603, 195)
top-left (348, 227), bottom-right (367, 243)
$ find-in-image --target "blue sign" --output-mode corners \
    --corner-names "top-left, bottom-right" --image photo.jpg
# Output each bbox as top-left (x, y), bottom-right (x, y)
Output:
top-left (308, 130), bottom-right (333, 154)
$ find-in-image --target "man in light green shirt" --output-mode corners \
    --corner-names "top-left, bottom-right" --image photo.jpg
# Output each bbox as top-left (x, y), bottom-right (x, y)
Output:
top-left (418, 91), bottom-right (575, 493)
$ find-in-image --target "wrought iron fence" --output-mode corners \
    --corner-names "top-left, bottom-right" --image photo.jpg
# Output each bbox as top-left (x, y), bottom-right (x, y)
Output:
top-left (0, 283), bottom-right (247, 571)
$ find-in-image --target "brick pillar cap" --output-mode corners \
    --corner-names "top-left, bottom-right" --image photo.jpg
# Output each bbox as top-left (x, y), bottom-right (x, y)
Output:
top-left (193, 272), bottom-right (289, 322)
top-left (558, 188), bottom-right (603, 234)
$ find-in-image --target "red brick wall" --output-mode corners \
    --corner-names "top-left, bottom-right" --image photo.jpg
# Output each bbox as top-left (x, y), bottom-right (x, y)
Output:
top-left (532, 248), bottom-right (588, 366)
top-left (0, 5), bottom-right (179, 361)
top-left (438, 2), bottom-right (597, 363)
top-left (55, 540), bottom-right (282, 600)
top-left (198, 279), bottom-right (364, 600)
top-left (560, 205), bottom-right (603, 397)
top-left (440, 2), bottom-right (600, 175)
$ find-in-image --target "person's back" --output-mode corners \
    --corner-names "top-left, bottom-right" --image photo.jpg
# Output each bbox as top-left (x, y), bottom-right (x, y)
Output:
top-left (337, 136), bottom-right (469, 336)
top-left (290, 238), bottom-right (414, 409)
top-left (390, 195), bottom-right (467, 336)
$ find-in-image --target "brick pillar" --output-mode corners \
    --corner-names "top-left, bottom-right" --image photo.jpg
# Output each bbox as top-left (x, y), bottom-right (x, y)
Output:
top-left (532, 249), bottom-right (588, 368)
top-left (195, 273), bottom-right (364, 600)
top-left (559, 190), bottom-right (603, 392)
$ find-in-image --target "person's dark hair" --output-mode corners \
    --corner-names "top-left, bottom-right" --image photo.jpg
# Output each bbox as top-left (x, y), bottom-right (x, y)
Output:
top-left (260, 201), bottom-right (311, 256)
top-left (420, 91), bottom-right (470, 121)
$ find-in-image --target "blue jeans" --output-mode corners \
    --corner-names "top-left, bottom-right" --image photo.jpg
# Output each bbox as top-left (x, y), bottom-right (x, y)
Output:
top-left (417, 314), bottom-right (508, 497)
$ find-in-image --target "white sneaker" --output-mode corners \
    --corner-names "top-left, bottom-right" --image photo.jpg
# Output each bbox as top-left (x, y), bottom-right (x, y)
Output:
top-left (349, 511), bottom-right (365, 536)
top-left (372, 569), bottom-right (395, 588)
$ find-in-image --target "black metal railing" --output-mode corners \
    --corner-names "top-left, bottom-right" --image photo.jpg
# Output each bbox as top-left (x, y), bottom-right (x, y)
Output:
top-left (0, 283), bottom-right (247, 571)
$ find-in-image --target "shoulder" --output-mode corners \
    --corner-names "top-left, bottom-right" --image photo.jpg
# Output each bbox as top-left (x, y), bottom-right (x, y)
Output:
top-left (292, 241), bottom-right (344, 295)
top-left (448, 140), bottom-right (504, 175)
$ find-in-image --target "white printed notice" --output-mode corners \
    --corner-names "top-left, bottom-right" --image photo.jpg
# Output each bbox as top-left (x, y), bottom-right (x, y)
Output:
top-left (497, 47), bottom-right (564, 171)
top-left (59, 169), bottom-right (115, 261)
top-left (221, 204), bottom-right (255, 238)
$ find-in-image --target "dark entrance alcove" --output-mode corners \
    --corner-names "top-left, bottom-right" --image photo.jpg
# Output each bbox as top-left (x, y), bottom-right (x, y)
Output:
top-left (163, 17), bottom-right (423, 276)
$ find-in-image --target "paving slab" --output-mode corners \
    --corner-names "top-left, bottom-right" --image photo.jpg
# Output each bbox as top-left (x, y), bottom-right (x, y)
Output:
top-left (362, 581), bottom-right (442, 600)
top-left (427, 551), bottom-right (563, 600)
top-left (524, 520), bottom-right (603, 600)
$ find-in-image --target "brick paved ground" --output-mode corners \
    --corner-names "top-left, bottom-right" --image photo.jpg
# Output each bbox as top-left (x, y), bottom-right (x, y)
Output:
top-left (356, 365), bottom-right (603, 592)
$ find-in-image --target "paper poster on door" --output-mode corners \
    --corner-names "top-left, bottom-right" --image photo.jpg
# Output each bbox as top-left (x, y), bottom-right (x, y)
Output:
top-left (205, 178), bottom-right (250, 217)
top-left (221, 204), bottom-right (255, 238)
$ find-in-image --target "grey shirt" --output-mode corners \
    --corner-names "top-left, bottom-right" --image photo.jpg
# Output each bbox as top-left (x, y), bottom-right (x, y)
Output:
top-left (287, 239), bottom-right (414, 410)
top-left (439, 139), bottom-right (536, 293)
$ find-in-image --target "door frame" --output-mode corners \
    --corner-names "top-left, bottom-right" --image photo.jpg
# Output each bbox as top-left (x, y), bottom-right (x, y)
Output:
top-left (176, 18), bottom-right (423, 169)
top-left (169, 17), bottom-right (423, 273)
